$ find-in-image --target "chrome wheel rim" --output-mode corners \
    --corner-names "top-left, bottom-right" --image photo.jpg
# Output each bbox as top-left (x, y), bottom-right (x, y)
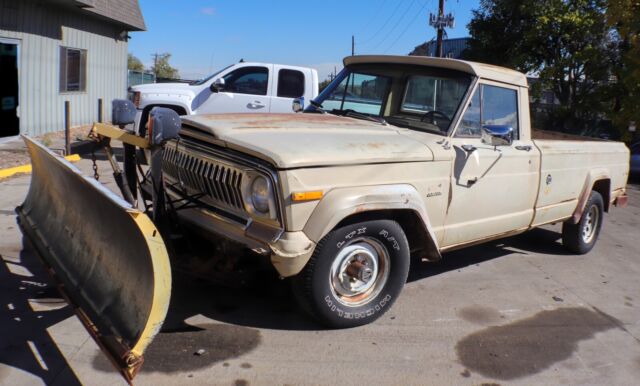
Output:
top-left (329, 237), bottom-right (390, 307)
top-left (582, 205), bottom-right (599, 244)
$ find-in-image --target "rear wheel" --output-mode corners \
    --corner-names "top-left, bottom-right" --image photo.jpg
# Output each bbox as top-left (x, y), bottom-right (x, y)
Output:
top-left (562, 191), bottom-right (604, 254)
top-left (292, 220), bottom-right (410, 328)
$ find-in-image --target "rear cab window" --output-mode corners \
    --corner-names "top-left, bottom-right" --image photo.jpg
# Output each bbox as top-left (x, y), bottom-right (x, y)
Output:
top-left (277, 69), bottom-right (305, 98)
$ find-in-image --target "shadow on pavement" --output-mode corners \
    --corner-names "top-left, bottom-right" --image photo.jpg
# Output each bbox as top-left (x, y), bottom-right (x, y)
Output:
top-left (408, 227), bottom-right (567, 283)
top-left (0, 239), bottom-right (81, 385)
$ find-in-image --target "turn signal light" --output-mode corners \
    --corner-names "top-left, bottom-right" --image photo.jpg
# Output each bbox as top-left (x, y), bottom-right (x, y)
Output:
top-left (292, 191), bottom-right (323, 202)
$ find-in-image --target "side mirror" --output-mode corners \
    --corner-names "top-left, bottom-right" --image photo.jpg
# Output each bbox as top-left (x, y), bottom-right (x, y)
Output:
top-left (210, 77), bottom-right (225, 92)
top-left (481, 125), bottom-right (513, 147)
top-left (292, 97), bottom-right (304, 112)
top-left (111, 99), bottom-right (137, 126)
top-left (148, 107), bottom-right (181, 146)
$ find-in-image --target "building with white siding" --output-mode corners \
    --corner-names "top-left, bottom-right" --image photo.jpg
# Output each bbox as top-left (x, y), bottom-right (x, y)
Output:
top-left (0, 0), bottom-right (145, 138)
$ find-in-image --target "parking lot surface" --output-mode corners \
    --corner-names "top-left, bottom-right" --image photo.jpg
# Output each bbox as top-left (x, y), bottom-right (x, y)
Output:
top-left (1, 158), bottom-right (639, 386)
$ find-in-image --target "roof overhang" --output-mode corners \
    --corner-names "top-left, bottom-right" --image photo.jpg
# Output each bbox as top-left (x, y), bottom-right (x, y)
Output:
top-left (344, 55), bottom-right (528, 87)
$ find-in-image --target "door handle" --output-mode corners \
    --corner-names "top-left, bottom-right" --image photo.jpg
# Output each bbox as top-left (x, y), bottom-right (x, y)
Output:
top-left (515, 145), bottom-right (532, 151)
top-left (247, 101), bottom-right (265, 109)
top-left (461, 144), bottom-right (477, 153)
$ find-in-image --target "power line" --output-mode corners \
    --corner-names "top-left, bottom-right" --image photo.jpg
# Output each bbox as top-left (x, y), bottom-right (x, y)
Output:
top-left (383, 1), bottom-right (431, 54)
top-left (357, 0), bottom-right (406, 46)
top-left (354, 0), bottom-right (388, 36)
top-left (368, 0), bottom-right (419, 52)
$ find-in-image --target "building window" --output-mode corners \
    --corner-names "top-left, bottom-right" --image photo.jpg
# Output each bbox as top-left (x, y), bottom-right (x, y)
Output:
top-left (60, 47), bottom-right (87, 92)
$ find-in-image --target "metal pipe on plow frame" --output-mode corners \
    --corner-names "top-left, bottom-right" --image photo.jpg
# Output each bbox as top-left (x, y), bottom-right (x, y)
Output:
top-left (15, 136), bottom-right (172, 383)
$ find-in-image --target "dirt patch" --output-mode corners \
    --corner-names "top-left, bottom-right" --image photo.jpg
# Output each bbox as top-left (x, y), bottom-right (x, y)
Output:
top-left (456, 307), bottom-right (620, 380)
top-left (93, 323), bottom-right (261, 374)
top-left (458, 305), bottom-right (502, 325)
top-left (0, 126), bottom-right (91, 169)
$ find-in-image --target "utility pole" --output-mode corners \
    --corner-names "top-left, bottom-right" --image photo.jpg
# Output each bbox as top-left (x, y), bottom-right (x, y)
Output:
top-left (151, 53), bottom-right (159, 78)
top-left (352, 35), bottom-right (355, 56)
top-left (429, 0), bottom-right (455, 57)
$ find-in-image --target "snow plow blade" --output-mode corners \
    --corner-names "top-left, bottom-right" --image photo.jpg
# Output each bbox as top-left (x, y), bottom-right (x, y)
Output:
top-left (15, 136), bottom-right (171, 383)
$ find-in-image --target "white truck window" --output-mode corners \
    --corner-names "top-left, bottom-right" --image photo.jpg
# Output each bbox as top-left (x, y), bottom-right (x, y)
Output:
top-left (456, 84), bottom-right (519, 139)
top-left (457, 87), bottom-right (481, 137)
top-left (222, 66), bottom-right (269, 96)
top-left (322, 73), bottom-right (390, 115)
top-left (483, 85), bottom-right (519, 138)
top-left (401, 75), bottom-right (468, 119)
top-left (277, 69), bottom-right (305, 98)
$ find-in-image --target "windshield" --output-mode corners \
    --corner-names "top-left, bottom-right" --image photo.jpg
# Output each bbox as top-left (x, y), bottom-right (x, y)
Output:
top-left (319, 71), bottom-right (391, 115)
top-left (189, 64), bottom-right (234, 86)
top-left (309, 64), bottom-right (472, 134)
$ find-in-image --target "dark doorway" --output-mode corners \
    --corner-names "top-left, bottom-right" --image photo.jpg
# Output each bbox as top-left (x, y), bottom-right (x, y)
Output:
top-left (0, 41), bottom-right (19, 138)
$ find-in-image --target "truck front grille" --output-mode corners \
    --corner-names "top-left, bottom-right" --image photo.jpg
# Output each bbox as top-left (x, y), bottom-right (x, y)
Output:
top-left (163, 145), bottom-right (245, 210)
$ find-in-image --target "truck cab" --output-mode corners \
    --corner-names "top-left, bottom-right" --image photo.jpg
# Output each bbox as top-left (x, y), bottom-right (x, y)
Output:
top-left (129, 61), bottom-right (319, 134)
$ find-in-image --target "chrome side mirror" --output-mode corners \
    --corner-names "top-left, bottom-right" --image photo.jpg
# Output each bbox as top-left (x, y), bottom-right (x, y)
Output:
top-left (292, 97), bottom-right (304, 112)
top-left (481, 125), bottom-right (513, 147)
top-left (210, 77), bottom-right (225, 92)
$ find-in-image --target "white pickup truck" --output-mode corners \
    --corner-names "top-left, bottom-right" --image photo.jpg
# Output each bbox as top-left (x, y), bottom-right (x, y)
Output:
top-left (128, 61), bottom-right (319, 134)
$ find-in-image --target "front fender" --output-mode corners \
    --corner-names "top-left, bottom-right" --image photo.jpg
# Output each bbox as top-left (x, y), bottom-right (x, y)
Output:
top-left (302, 184), bottom-right (440, 254)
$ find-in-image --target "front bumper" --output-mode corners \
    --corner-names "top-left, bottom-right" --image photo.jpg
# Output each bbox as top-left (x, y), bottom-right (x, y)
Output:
top-left (166, 187), bottom-right (315, 277)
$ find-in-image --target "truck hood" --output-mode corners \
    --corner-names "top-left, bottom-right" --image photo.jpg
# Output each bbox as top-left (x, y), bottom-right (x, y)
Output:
top-left (180, 113), bottom-right (436, 168)
top-left (131, 82), bottom-right (196, 98)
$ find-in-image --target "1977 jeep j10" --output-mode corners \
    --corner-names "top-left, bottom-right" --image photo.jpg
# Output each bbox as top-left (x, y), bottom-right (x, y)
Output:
top-left (160, 55), bottom-right (630, 328)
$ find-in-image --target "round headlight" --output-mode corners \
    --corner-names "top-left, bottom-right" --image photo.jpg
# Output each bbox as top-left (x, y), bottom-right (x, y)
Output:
top-left (251, 176), bottom-right (270, 213)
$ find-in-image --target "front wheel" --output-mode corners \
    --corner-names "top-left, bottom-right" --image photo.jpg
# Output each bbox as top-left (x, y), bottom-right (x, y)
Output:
top-left (562, 191), bottom-right (604, 254)
top-left (292, 220), bottom-right (410, 328)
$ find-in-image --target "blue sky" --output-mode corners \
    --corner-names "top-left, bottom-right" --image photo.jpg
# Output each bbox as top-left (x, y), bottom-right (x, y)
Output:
top-left (129, 0), bottom-right (478, 81)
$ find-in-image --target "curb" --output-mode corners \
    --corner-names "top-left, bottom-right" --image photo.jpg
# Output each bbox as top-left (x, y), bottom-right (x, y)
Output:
top-left (0, 154), bottom-right (82, 181)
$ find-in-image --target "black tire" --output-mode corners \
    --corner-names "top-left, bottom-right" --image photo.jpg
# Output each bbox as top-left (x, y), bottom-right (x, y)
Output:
top-left (562, 191), bottom-right (604, 254)
top-left (292, 220), bottom-right (410, 328)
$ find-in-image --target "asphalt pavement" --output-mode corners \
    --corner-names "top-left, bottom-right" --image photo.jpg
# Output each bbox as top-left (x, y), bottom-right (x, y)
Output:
top-left (1, 157), bottom-right (639, 386)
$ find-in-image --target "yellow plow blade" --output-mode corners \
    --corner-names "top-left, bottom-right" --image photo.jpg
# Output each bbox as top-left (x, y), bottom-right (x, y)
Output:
top-left (15, 136), bottom-right (171, 383)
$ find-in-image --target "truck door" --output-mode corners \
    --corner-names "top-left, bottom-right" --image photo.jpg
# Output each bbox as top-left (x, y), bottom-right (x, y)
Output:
top-left (196, 65), bottom-right (271, 114)
top-left (270, 67), bottom-right (306, 112)
top-left (443, 82), bottom-right (540, 247)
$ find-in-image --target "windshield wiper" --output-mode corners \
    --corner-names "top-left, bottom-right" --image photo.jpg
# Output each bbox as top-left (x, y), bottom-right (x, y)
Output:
top-left (308, 99), bottom-right (326, 114)
top-left (331, 109), bottom-right (387, 125)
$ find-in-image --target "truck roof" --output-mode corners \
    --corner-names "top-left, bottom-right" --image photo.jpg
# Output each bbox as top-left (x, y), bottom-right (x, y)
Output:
top-left (344, 55), bottom-right (528, 88)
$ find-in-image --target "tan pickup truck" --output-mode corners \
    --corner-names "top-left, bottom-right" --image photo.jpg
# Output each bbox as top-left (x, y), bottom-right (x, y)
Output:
top-left (161, 55), bottom-right (630, 328)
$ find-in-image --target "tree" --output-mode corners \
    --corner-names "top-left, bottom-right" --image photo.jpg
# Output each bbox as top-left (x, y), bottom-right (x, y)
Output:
top-left (607, 0), bottom-right (640, 141)
top-left (127, 53), bottom-right (144, 72)
top-left (151, 53), bottom-right (179, 79)
top-left (463, 0), bottom-right (614, 132)
top-left (319, 78), bottom-right (333, 92)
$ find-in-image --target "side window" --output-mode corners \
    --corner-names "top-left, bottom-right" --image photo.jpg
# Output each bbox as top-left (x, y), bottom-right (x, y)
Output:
top-left (222, 66), bottom-right (268, 95)
top-left (482, 85), bottom-right (519, 139)
top-left (455, 84), bottom-right (519, 139)
top-left (277, 69), bottom-right (305, 98)
top-left (457, 87), bottom-right (481, 137)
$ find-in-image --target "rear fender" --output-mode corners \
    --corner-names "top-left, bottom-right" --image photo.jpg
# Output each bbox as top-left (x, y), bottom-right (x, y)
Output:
top-left (571, 168), bottom-right (610, 224)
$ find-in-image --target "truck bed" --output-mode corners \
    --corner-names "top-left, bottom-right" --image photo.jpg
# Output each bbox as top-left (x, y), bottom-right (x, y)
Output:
top-left (530, 138), bottom-right (629, 226)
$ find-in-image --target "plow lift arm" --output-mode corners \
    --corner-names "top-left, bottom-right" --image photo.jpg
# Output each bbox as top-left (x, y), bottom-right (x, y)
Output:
top-left (15, 100), bottom-right (181, 384)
